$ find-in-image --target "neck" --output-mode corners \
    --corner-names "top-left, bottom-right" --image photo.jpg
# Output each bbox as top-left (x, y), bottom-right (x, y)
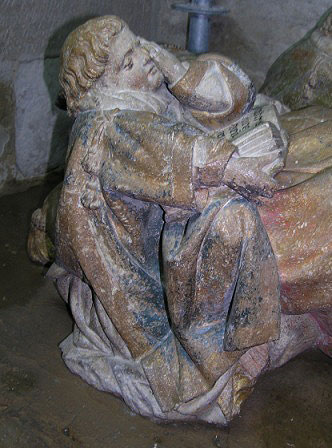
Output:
top-left (79, 82), bottom-right (175, 115)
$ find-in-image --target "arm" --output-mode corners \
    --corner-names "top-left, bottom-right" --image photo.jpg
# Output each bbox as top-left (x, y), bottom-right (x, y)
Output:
top-left (100, 110), bottom-right (284, 210)
top-left (100, 110), bottom-right (235, 210)
top-left (139, 44), bottom-right (286, 200)
top-left (141, 41), bottom-right (255, 130)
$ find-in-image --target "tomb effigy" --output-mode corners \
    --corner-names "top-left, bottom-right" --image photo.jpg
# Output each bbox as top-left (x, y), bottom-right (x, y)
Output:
top-left (28, 15), bottom-right (332, 425)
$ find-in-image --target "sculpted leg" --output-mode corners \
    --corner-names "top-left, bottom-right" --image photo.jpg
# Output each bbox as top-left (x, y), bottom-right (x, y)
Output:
top-left (163, 195), bottom-right (280, 384)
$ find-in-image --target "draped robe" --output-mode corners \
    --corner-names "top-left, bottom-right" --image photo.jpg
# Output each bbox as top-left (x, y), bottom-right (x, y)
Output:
top-left (50, 57), bottom-right (330, 424)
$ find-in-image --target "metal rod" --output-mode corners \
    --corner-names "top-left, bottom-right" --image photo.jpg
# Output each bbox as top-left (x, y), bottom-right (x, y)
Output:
top-left (188, 1), bottom-right (211, 53)
top-left (172, 0), bottom-right (229, 53)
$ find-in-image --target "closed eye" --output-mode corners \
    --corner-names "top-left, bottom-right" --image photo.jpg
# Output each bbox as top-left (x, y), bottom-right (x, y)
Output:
top-left (122, 47), bottom-right (134, 71)
top-left (123, 56), bottom-right (133, 70)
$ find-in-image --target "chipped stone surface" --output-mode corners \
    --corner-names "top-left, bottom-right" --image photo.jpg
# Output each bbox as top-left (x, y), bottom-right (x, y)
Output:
top-left (259, 106), bottom-right (332, 316)
top-left (1, 0), bottom-right (332, 193)
top-left (27, 16), bottom-right (332, 426)
top-left (2, 184), bottom-right (332, 446)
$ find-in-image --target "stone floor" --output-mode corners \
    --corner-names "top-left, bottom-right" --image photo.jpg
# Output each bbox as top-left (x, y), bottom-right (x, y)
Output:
top-left (0, 181), bottom-right (331, 448)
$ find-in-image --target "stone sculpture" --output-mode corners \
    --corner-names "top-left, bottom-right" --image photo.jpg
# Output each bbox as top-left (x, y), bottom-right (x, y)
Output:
top-left (260, 7), bottom-right (332, 110)
top-left (28, 16), bottom-right (332, 425)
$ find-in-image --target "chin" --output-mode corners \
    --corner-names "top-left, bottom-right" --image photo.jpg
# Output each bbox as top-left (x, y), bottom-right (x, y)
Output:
top-left (137, 70), bottom-right (164, 92)
top-left (147, 70), bottom-right (164, 91)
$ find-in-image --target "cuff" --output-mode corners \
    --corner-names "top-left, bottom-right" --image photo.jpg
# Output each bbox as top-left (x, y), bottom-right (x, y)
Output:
top-left (193, 136), bottom-right (236, 187)
top-left (169, 60), bottom-right (211, 109)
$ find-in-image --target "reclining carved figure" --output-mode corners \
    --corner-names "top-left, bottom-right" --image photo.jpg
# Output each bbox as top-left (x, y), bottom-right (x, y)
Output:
top-left (28, 16), bottom-right (332, 425)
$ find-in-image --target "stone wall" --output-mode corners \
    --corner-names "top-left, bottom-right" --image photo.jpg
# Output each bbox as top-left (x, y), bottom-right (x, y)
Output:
top-left (163, 0), bottom-right (332, 86)
top-left (0, 0), bottom-right (157, 193)
top-left (1, 0), bottom-right (331, 194)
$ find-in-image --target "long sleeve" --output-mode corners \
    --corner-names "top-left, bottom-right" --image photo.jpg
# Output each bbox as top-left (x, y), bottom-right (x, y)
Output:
top-left (170, 59), bottom-right (233, 113)
top-left (170, 55), bottom-right (255, 131)
top-left (100, 110), bottom-right (235, 209)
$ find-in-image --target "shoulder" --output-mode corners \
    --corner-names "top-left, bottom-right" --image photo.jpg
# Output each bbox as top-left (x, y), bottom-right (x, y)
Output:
top-left (71, 111), bottom-right (110, 145)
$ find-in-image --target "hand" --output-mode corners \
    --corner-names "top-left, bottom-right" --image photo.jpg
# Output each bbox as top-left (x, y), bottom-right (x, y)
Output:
top-left (222, 150), bottom-right (285, 201)
top-left (139, 38), bottom-right (187, 85)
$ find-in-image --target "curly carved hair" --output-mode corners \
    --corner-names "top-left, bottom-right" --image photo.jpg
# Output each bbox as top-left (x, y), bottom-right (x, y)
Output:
top-left (59, 16), bottom-right (125, 116)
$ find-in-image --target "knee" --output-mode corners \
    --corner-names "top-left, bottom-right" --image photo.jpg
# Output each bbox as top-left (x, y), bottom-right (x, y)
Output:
top-left (213, 198), bottom-right (261, 242)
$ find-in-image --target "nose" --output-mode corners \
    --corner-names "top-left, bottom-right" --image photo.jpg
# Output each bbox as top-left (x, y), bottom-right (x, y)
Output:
top-left (141, 47), bottom-right (151, 65)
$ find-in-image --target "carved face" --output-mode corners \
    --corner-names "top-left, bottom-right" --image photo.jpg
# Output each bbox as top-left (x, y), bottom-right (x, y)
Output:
top-left (103, 27), bottom-right (164, 92)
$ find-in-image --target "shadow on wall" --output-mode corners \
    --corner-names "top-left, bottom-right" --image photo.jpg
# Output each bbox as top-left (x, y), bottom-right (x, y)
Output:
top-left (35, 16), bottom-right (96, 203)
top-left (0, 82), bottom-right (15, 192)
top-left (43, 16), bottom-right (96, 169)
top-left (210, 15), bottom-right (262, 88)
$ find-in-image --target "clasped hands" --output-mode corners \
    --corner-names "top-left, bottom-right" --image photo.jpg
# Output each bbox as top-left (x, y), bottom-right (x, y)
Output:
top-left (222, 145), bottom-right (286, 201)
top-left (140, 38), bottom-right (287, 201)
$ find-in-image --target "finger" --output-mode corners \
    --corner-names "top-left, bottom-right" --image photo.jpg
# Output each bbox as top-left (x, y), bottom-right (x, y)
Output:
top-left (258, 149), bottom-right (284, 163)
top-left (231, 184), bottom-right (263, 204)
top-left (259, 177), bottom-right (278, 197)
top-left (139, 39), bottom-right (163, 59)
top-left (262, 154), bottom-right (285, 176)
top-left (138, 37), bottom-right (159, 50)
